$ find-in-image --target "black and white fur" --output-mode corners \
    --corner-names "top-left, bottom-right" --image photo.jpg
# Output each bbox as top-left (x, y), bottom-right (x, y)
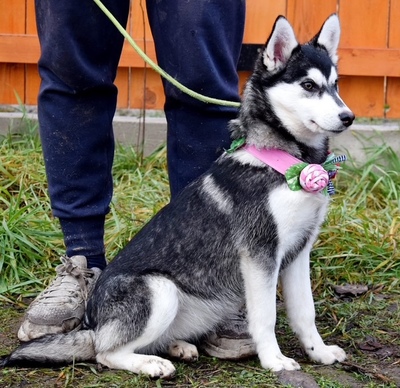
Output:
top-left (1, 15), bottom-right (354, 378)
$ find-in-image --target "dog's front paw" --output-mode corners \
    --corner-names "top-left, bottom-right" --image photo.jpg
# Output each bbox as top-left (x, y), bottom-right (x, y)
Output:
top-left (307, 344), bottom-right (346, 365)
top-left (168, 340), bottom-right (199, 362)
top-left (260, 353), bottom-right (301, 372)
top-left (138, 356), bottom-right (176, 379)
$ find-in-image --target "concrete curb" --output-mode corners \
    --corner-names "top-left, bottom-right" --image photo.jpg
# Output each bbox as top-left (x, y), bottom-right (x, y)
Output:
top-left (0, 112), bottom-right (399, 162)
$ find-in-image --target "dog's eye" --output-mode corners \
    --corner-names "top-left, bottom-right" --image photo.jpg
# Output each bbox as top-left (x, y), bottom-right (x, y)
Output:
top-left (302, 81), bottom-right (316, 91)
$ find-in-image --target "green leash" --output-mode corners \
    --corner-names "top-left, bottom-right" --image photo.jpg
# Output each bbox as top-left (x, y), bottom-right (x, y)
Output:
top-left (93, 0), bottom-right (241, 108)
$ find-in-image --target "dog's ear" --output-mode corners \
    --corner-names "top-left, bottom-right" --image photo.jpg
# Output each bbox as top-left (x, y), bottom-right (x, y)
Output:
top-left (311, 14), bottom-right (340, 65)
top-left (263, 16), bottom-right (299, 72)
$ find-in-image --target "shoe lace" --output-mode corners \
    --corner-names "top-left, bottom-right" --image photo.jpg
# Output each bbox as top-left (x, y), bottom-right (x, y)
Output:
top-left (37, 256), bottom-right (95, 302)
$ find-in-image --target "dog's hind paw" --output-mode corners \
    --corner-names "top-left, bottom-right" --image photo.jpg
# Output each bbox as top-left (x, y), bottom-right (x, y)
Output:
top-left (168, 340), bottom-right (199, 362)
top-left (260, 353), bottom-right (301, 372)
top-left (307, 344), bottom-right (346, 365)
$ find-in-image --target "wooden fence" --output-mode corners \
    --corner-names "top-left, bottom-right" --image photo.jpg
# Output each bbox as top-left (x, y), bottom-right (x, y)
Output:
top-left (1, 0), bottom-right (400, 118)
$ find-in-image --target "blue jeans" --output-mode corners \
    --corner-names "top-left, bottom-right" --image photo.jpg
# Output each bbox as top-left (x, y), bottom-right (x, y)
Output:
top-left (35, 0), bottom-right (245, 268)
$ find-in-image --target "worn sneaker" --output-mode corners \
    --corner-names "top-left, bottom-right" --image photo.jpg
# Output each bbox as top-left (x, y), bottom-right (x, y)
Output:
top-left (17, 255), bottom-right (101, 342)
top-left (201, 309), bottom-right (257, 360)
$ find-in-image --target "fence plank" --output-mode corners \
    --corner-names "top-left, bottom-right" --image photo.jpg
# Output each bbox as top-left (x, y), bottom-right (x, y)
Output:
top-left (130, 0), bottom-right (153, 41)
top-left (0, 35), bottom-right (40, 64)
top-left (0, 0), bottom-right (25, 33)
top-left (243, 0), bottom-right (286, 43)
top-left (338, 0), bottom-right (389, 117)
top-left (128, 68), bottom-right (165, 110)
top-left (0, 63), bottom-right (25, 104)
top-left (119, 41), bottom-right (157, 68)
top-left (24, 2), bottom-right (39, 107)
top-left (338, 48), bottom-right (400, 77)
top-left (25, 65), bottom-right (40, 106)
top-left (0, 0), bottom-right (26, 105)
top-left (287, 0), bottom-right (338, 43)
top-left (115, 68), bottom-right (130, 109)
top-left (339, 0), bottom-right (389, 48)
top-left (339, 76), bottom-right (385, 118)
top-left (386, 0), bottom-right (400, 118)
top-left (26, 0), bottom-right (37, 34)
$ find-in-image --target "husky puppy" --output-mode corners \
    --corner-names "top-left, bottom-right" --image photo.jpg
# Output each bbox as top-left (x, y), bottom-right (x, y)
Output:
top-left (2, 14), bottom-right (354, 378)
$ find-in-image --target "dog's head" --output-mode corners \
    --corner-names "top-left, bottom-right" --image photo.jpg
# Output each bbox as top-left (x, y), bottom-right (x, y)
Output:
top-left (231, 14), bottom-right (355, 150)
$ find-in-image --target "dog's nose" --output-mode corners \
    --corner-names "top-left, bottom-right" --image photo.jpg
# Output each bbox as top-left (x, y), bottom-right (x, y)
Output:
top-left (339, 111), bottom-right (355, 127)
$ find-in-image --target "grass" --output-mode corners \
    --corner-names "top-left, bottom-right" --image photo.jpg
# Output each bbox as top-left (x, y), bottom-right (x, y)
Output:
top-left (0, 119), bottom-right (170, 300)
top-left (0, 120), bottom-right (398, 299)
top-left (0, 116), bottom-right (399, 387)
top-left (312, 139), bottom-right (399, 290)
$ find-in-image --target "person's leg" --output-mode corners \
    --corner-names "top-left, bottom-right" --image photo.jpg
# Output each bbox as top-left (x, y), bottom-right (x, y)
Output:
top-left (18, 0), bottom-right (130, 341)
top-left (37, 0), bottom-right (129, 269)
top-left (146, 0), bottom-right (245, 197)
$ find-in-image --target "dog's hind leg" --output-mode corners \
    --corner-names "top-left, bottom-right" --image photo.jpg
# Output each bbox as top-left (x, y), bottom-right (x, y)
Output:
top-left (97, 345), bottom-right (176, 378)
top-left (241, 255), bottom-right (301, 371)
top-left (280, 247), bottom-right (346, 365)
top-left (167, 340), bottom-right (199, 362)
top-left (96, 276), bottom-right (180, 378)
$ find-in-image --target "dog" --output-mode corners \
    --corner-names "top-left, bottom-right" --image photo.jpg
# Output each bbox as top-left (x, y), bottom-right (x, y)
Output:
top-left (1, 14), bottom-right (354, 378)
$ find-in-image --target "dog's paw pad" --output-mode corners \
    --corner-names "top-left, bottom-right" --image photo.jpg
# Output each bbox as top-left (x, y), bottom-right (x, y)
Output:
top-left (260, 353), bottom-right (301, 372)
top-left (308, 344), bottom-right (346, 365)
top-left (168, 340), bottom-right (199, 362)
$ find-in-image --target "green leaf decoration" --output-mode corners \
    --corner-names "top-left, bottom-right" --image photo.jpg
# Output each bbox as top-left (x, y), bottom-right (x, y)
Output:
top-left (285, 162), bottom-right (308, 191)
top-left (324, 153), bottom-right (336, 164)
top-left (226, 137), bottom-right (246, 154)
top-left (322, 153), bottom-right (346, 173)
top-left (323, 161), bottom-right (337, 173)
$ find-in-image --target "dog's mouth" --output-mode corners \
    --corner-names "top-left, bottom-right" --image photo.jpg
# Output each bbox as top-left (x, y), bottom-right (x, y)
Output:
top-left (330, 128), bottom-right (347, 134)
top-left (309, 120), bottom-right (348, 134)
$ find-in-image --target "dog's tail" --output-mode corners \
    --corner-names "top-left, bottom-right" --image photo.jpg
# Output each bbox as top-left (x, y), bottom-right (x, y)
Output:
top-left (0, 329), bottom-right (95, 368)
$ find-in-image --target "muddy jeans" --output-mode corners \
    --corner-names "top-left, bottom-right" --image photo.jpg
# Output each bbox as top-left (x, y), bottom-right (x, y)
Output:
top-left (35, 0), bottom-right (245, 268)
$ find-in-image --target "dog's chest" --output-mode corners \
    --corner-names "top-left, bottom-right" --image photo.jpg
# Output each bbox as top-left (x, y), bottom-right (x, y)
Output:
top-left (268, 184), bottom-right (329, 255)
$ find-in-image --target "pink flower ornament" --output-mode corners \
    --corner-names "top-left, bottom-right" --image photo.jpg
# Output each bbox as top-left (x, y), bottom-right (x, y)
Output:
top-left (299, 164), bottom-right (329, 193)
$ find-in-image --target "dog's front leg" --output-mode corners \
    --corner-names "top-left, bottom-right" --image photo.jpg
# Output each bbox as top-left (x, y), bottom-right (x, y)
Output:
top-left (241, 256), bottom-right (300, 371)
top-left (280, 247), bottom-right (346, 365)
